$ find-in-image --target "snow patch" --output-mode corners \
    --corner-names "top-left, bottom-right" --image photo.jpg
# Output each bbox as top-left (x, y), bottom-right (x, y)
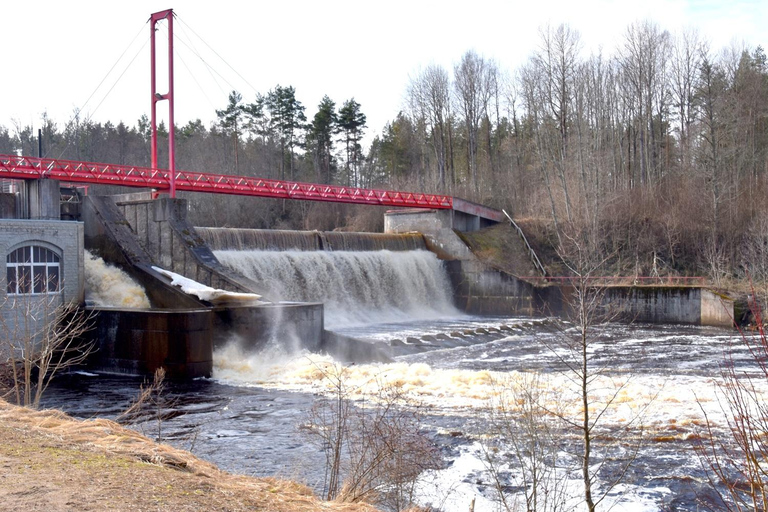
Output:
top-left (152, 266), bottom-right (263, 305)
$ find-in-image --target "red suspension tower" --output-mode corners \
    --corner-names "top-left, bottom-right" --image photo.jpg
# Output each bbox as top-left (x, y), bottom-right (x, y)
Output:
top-left (149, 9), bottom-right (176, 197)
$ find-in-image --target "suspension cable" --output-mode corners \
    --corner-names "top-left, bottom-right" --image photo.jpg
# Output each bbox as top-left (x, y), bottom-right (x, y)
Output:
top-left (175, 14), bottom-right (261, 96)
top-left (49, 21), bottom-right (148, 160)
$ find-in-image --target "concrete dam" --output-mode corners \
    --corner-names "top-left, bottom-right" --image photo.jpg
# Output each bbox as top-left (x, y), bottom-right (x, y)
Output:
top-left (77, 192), bottom-right (733, 380)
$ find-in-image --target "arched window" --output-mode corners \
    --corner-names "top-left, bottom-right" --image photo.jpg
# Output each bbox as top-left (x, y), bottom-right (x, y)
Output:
top-left (7, 245), bottom-right (60, 295)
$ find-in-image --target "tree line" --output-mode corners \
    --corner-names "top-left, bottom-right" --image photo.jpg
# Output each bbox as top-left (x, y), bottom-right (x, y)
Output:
top-left (1, 19), bottom-right (766, 282)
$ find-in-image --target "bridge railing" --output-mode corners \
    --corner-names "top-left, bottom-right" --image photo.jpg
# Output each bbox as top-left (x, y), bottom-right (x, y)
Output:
top-left (0, 154), bottom-right (453, 209)
top-left (521, 276), bottom-right (707, 287)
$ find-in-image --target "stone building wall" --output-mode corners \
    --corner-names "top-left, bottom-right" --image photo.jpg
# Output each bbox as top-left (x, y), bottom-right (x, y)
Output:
top-left (0, 219), bottom-right (84, 359)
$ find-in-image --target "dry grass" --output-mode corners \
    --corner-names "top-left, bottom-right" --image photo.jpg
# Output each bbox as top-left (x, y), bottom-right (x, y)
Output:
top-left (0, 399), bottom-right (379, 512)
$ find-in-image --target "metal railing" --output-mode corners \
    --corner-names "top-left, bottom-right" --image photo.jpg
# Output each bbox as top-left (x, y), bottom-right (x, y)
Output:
top-left (0, 154), bottom-right (454, 209)
top-left (520, 276), bottom-right (707, 286)
top-left (502, 209), bottom-right (547, 276)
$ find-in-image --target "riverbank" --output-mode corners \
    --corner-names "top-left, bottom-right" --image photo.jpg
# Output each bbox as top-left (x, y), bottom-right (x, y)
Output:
top-left (0, 399), bottom-right (376, 512)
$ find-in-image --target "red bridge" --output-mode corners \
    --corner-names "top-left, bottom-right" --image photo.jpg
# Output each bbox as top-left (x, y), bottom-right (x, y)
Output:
top-left (0, 153), bottom-right (453, 210)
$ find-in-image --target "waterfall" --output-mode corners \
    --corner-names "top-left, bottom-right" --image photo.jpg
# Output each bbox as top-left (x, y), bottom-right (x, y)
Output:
top-left (84, 250), bottom-right (151, 308)
top-left (215, 249), bottom-right (457, 328)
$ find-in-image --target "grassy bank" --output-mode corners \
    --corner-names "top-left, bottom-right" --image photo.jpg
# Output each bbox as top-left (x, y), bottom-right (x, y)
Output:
top-left (0, 399), bottom-right (377, 512)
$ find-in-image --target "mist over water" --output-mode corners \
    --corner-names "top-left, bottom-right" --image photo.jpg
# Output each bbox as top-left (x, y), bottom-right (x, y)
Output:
top-left (215, 249), bottom-right (459, 328)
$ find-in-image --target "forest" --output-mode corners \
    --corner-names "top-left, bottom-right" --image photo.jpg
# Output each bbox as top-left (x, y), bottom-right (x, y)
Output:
top-left (1, 20), bottom-right (766, 286)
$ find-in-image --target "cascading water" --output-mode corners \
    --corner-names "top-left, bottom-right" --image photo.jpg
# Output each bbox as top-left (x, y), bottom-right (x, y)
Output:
top-left (40, 247), bottom-right (748, 511)
top-left (214, 249), bottom-right (458, 328)
top-left (84, 250), bottom-right (151, 308)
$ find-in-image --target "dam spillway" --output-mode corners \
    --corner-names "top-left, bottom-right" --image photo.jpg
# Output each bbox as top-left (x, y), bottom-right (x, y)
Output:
top-left (197, 226), bottom-right (458, 329)
top-left (195, 227), bottom-right (427, 252)
top-left (215, 249), bottom-right (457, 328)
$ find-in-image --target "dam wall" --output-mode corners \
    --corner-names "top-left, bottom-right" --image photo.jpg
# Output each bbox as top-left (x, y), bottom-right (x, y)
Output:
top-left (196, 227), bottom-right (426, 252)
top-left (536, 285), bottom-right (733, 328)
top-left (82, 195), bottom-right (202, 309)
top-left (385, 208), bottom-right (537, 316)
top-left (82, 195), bottom-right (326, 377)
top-left (608, 286), bottom-right (733, 327)
top-left (86, 307), bottom-right (213, 378)
top-left (385, 208), bottom-right (734, 326)
top-left (114, 196), bottom-right (260, 295)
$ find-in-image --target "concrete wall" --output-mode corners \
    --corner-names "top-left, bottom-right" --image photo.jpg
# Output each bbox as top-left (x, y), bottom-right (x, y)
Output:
top-left (610, 286), bottom-right (732, 327)
top-left (86, 307), bottom-right (213, 378)
top-left (116, 197), bottom-right (263, 296)
top-left (25, 179), bottom-right (61, 220)
top-left (82, 195), bottom-right (202, 309)
top-left (446, 259), bottom-right (536, 315)
top-left (701, 289), bottom-right (734, 327)
top-left (604, 286), bottom-right (701, 325)
top-left (214, 302), bottom-right (324, 353)
top-left (384, 209), bottom-right (734, 327)
top-left (386, 209), bottom-right (536, 316)
top-left (98, 195), bottom-right (326, 358)
top-left (542, 285), bottom-right (734, 328)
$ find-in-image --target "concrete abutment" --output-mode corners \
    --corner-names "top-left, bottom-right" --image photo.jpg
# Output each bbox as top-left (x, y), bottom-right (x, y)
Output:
top-left (384, 208), bottom-right (734, 327)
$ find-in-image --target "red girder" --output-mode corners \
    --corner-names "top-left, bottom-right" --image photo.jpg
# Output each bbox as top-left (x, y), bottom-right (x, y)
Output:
top-left (0, 154), bottom-right (453, 209)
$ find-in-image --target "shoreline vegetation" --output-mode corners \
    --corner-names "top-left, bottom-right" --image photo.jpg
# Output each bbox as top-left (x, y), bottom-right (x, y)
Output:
top-left (0, 398), bottom-right (378, 512)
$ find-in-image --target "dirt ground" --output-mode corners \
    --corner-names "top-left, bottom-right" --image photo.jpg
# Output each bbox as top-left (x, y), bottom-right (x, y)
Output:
top-left (0, 399), bottom-right (376, 512)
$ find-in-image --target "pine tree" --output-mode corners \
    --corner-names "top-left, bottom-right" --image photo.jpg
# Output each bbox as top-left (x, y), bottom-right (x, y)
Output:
top-left (216, 90), bottom-right (244, 173)
top-left (338, 99), bottom-right (367, 187)
top-left (307, 95), bottom-right (338, 184)
top-left (265, 85), bottom-right (307, 181)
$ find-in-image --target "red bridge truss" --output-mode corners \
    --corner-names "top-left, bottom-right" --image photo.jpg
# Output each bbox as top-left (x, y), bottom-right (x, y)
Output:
top-left (0, 154), bottom-right (453, 209)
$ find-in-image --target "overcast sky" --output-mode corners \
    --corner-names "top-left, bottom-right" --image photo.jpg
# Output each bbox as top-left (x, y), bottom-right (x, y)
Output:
top-left (2, 0), bottom-right (765, 147)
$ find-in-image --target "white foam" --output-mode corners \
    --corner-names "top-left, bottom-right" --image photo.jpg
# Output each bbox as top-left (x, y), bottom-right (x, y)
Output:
top-left (214, 249), bottom-right (458, 328)
top-left (84, 250), bottom-right (150, 308)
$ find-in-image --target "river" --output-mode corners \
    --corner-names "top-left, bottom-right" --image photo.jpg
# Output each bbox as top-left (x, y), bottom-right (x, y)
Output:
top-left (51, 248), bottom-right (759, 511)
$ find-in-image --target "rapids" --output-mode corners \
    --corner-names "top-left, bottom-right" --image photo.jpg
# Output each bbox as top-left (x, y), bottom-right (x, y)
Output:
top-left (44, 246), bottom-right (758, 511)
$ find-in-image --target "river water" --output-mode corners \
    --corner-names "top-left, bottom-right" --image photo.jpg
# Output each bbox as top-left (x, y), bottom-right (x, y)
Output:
top-left (48, 248), bottom-right (760, 511)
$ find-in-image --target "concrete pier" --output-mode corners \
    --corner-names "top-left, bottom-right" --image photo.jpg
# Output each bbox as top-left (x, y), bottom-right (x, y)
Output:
top-left (86, 307), bottom-right (214, 378)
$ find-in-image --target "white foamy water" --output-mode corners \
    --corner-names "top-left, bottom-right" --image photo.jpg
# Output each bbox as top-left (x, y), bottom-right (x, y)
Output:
top-left (84, 250), bottom-right (150, 308)
top-left (213, 341), bottom-right (735, 431)
top-left (214, 249), bottom-right (459, 328)
top-left (212, 323), bottom-right (766, 512)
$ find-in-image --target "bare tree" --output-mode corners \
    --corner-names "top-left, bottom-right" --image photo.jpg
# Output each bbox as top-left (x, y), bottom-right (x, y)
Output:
top-left (455, 50), bottom-right (497, 196)
top-left (301, 363), bottom-right (442, 510)
top-left (552, 231), bottom-right (651, 512)
top-left (408, 65), bottom-right (453, 190)
top-left (483, 372), bottom-right (569, 512)
top-left (534, 24), bottom-right (583, 222)
top-left (670, 28), bottom-right (704, 174)
top-left (619, 20), bottom-right (672, 186)
top-left (0, 294), bottom-right (94, 409)
top-left (697, 292), bottom-right (768, 511)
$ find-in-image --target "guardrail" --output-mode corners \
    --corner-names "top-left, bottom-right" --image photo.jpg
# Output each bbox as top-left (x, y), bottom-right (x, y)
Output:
top-left (502, 210), bottom-right (547, 277)
top-left (520, 276), bottom-right (707, 286)
top-left (0, 154), bottom-right (454, 209)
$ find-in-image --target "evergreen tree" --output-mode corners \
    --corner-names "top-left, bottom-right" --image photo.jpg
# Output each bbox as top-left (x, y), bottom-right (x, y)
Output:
top-left (216, 90), bottom-right (244, 173)
top-left (338, 98), bottom-right (367, 187)
top-left (265, 85), bottom-right (307, 180)
top-left (307, 95), bottom-right (338, 183)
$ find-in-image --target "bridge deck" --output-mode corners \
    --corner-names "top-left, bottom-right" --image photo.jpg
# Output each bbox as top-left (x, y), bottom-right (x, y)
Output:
top-left (0, 154), bottom-right (453, 210)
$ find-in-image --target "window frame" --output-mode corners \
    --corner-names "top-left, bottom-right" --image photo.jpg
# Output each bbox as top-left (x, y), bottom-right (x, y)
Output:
top-left (6, 244), bottom-right (61, 296)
